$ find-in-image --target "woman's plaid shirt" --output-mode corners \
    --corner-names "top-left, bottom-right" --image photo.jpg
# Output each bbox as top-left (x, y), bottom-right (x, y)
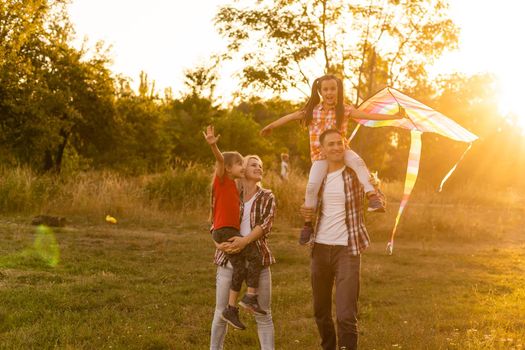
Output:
top-left (312, 167), bottom-right (381, 256)
top-left (213, 186), bottom-right (276, 267)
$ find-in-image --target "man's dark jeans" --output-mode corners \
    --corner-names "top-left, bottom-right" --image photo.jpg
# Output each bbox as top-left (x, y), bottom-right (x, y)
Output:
top-left (212, 227), bottom-right (262, 292)
top-left (311, 243), bottom-right (361, 350)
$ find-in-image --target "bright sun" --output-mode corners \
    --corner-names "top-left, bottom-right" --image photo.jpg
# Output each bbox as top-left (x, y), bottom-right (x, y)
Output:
top-left (497, 74), bottom-right (525, 133)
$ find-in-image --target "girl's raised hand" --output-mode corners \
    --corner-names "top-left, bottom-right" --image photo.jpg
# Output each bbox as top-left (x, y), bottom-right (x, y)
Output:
top-left (203, 125), bottom-right (220, 144)
top-left (260, 125), bottom-right (273, 137)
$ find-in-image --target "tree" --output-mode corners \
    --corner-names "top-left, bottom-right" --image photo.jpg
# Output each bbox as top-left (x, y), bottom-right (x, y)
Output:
top-left (163, 94), bottom-right (220, 165)
top-left (234, 97), bottom-right (311, 170)
top-left (183, 62), bottom-right (219, 100)
top-left (215, 0), bottom-right (458, 103)
top-left (0, 0), bottom-right (118, 172)
top-left (0, 0), bottom-right (65, 167)
top-left (109, 94), bottom-right (169, 173)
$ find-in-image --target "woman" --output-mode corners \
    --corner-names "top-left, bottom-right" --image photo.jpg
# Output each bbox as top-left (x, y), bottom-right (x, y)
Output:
top-left (210, 155), bottom-right (277, 350)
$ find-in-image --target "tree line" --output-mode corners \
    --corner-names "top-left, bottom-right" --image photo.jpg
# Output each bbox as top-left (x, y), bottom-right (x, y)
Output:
top-left (1, 0), bottom-right (524, 189)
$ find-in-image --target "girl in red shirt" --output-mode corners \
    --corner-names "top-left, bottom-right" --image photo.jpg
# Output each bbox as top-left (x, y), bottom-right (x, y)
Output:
top-left (203, 125), bottom-right (266, 331)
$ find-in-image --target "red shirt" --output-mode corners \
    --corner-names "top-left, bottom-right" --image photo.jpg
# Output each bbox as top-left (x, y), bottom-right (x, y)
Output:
top-left (212, 175), bottom-right (240, 230)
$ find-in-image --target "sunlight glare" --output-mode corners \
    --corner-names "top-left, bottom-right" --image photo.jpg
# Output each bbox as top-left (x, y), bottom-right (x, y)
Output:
top-left (497, 72), bottom-right (525, 134)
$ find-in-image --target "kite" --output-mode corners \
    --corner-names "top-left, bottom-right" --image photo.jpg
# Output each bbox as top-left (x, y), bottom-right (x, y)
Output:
top-left (351, 87), bottom-right (478, 254)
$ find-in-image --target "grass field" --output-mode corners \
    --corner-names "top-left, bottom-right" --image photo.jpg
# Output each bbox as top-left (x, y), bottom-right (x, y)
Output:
top-left (1, 199), bottom-right (524, 349)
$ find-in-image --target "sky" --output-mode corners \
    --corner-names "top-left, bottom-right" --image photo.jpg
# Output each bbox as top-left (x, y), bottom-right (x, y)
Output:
top-left (68, 0), bottom-right (525, 121)
top-left (69, 0), bottom-right (228, 95)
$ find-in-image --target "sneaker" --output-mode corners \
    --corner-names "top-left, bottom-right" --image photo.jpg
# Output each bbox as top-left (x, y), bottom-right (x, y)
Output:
top-left (238, 294), bottom-right (267, 316)
top-left (299, 224), bottom-right (313, 245)
top-left (367, 193), bottom-right (385, 212)
top-left (221, 305), bottom-right (246, 330)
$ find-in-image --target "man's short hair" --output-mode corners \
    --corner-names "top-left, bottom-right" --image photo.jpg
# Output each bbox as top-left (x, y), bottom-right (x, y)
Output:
top-left (319, 129), bottom-right (342, 146)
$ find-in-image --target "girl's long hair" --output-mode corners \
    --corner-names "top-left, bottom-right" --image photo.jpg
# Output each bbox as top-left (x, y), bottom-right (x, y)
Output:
top-left (302, 75), bottom-right (345, 128)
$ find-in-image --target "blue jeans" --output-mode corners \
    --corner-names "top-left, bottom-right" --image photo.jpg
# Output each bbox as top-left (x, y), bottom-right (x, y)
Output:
top-left (210, 262), bottom-right (275, 350)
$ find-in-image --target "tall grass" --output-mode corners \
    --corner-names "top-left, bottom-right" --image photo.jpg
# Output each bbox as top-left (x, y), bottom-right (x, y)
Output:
top-left (0, 166), bottom-right (210, 225)
top-left (0, 167), bottom-right (59, 213)
top-left (0, 166), bottom-right (522, 242)
top-left (263, 170), bottom-right (306, 225)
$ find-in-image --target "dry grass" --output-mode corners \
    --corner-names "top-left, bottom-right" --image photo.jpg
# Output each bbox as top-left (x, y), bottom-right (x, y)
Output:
top-left (1, 165), bottom-right (522, 243)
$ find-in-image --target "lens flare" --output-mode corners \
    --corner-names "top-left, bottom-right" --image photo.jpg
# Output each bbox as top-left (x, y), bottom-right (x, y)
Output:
top-left (33, 225), bottom-right (60, 267)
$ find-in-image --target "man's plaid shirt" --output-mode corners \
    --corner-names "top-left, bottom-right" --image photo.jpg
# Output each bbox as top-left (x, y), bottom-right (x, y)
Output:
top-left (213, 186), bottom-right (276, 267)
top-left (312, 167), bottom-right (381, 256)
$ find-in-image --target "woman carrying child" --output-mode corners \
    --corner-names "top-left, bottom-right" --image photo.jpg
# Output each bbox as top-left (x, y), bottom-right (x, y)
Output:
top-left (205, 126), bottom-right (277, 350)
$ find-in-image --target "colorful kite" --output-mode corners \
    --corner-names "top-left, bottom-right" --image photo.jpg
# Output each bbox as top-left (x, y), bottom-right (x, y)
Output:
top-left (351, 87), bottom-right (478, 254)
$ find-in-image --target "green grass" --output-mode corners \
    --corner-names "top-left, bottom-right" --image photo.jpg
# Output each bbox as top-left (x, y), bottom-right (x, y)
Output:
top-left (1, 207), bottom-right (524, 349)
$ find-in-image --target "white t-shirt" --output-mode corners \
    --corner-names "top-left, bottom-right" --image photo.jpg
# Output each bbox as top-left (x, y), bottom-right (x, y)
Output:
top-left (240, 195), bottom-right (256, 236)
top-left (315, 166), bottom-right (348, 246)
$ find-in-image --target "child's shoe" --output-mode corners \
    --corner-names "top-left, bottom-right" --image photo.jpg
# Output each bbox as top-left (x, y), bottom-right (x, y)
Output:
top-left (238, 294), bottom-right (267, 316)
top-left (367, 193), bottom-right (385, 212)
top-left (299, 223), bottom-right (313, 245)
top-left (221, 305), bottom-right (246, 330)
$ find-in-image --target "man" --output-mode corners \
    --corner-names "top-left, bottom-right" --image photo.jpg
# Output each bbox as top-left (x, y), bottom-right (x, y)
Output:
top-left (300, 129), bottom-right (385, 350)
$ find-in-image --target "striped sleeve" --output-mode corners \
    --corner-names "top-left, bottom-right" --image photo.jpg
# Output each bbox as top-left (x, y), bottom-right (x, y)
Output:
top-left (255, 190), bottom-right (276, 236)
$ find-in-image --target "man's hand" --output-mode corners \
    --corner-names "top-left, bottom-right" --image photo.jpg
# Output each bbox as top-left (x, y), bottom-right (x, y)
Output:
top-left (203, 125), bottom-right (220, 145)
top-left (300, 205), bottom-right (315, 221)
top-left (260, 125), bottom-right (273, 137)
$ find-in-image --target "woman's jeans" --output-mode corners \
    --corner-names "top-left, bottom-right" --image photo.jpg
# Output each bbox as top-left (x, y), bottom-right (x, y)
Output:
top-left (210, 262), bottom-right (274, 350)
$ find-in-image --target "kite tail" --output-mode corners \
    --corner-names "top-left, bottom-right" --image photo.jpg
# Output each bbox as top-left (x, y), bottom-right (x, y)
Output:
top-left (438, 142), bottom-right (473, 192)
top-left (388, 130), bottom-right (422, 255)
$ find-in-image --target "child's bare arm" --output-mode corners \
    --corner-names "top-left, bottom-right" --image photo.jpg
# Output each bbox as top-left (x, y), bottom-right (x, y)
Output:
top-left (203, 125), bottom-right (225, 178)
top-left (260, 110), bottom-right (305, 136)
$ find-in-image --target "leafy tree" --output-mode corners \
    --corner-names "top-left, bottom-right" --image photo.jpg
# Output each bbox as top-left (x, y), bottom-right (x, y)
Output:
top-left (183, 62), bottom-right (219, 100)
top-left (213, 110), bottom-right (273, 165)
top-left (164, 94), bottom-right (221, 164)
top-left (107, 94), bottom-right (169, 174)
top-left (234, 97), bottom-right (310, 170)
top-left (0, 0), bottom-right (65, 167)
top-left (215, 0), bottom-right (459, 103)
top-left (0, 0), bottom-right (118, 172)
